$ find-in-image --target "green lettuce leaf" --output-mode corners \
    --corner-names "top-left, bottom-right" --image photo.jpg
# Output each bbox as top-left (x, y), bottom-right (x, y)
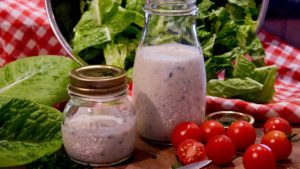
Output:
top-left (201, 33), bottom-right (216, 57)
top-left (236, 24), bottom-right (251, 48)
top-left (74, 0), bottom-right (120, 32)
top-left (215, 20), bottom-right (238, 51)
top-left (72, 0), bottom-right (144, 64)
top-left (247, 38), bottom-right (265, 67)
top-left (104, 38), bottom-right (138, 69)
top-left (0, 56), bottom-right (79, 106)
top-left (126, 67), bottom-right (133, 79)
top-left (197, 0), bottom-right (214, 19)
top-left (241, 65), bottom-right (277, 103)
top-left (233, 54), bottom-right (256, 78)
top-left (198, 0), bottom-right (214, 13)
top-left (225, 3), bottom-right (246, 21)
top-left (0, 96), bottom-right (63, 167)
top-left (207, 77), bottom-right (263, 98)
top-left (104, 43), bottom-right (127, 68)
top-left (205, 48), bottom-right (240, 81)
top-left (125, 0), bottom-right (145, 14)
top-left (228, 0), bottom-right (256, 8)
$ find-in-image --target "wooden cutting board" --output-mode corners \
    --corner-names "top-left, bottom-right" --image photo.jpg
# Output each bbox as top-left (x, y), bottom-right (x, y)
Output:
top-left (99, 128), bottom-right (300, 169)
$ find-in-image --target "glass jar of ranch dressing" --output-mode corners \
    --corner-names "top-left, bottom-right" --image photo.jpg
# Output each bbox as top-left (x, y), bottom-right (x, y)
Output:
top-left (132, 0), bottom-right (206, 144)
top-left (62, 65), bottom-right (136, 166)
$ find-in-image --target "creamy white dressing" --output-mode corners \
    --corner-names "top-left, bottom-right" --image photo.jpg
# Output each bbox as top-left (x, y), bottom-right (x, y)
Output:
top-left (132, 43), bottom-right (206, 142)
top-left (62, 107), bottom-right (136, 165)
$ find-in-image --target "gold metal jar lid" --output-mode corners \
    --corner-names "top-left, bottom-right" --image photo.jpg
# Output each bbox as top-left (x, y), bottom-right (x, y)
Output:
top-left (207, 111), bottom-right (255, 128)
top-left (68, 65), bottom-right (127, 95)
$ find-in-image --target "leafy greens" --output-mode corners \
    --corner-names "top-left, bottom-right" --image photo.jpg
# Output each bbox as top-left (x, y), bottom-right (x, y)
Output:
top-left (0, 96), bottom-right (63, 167)
top-left (0, 56), bottom-right (80, 167)
top-left (70, 0), bottom-right (277, 103)
top-left (0, 56), bottom-right (79, 106)
top-left (72, 0), bottom-right (144, 67)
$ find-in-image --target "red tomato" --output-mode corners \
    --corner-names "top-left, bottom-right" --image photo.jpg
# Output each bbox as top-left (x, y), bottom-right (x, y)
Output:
top-left (128, 81), bottom-right (133, 96)
top-left (171, 122), bottom-right (202, 149)
top-left (226, 120), bottom-right (256, 151)
top-left (263, 117), bottom-right (292, 136)
top-left (53, 101), bottom-right (67, 111)
top-left (261, 130), bottom-right (292, 161)
top-left (128, 80), bottom-right (133, 90)
top-left (177, 139), bottom-right (206, 165)
top-left (200, 120), bottom-right (225, 143)
top-left (243, 144), bottom-right (276, 169)
top-left (206, 135), bottom-right (236, 166)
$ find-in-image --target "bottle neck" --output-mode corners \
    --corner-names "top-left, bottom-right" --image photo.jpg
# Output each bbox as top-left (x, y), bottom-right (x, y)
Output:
top-left (144, 0), bottom-right (197, 16)
top-left (140, 0), bottom-right (199, 47)
top-left (141, 14), bottom-right (199, 47)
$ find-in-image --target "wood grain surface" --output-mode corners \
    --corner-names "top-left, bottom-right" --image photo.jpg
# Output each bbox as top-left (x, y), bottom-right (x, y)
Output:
top-left (99, 128), bottom-right (300, 169)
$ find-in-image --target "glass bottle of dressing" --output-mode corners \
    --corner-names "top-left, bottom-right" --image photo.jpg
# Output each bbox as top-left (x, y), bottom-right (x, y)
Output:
top-left (62, 65), bottom-right (136, 166)
top-left (132, 0), bottom-right (206, 144)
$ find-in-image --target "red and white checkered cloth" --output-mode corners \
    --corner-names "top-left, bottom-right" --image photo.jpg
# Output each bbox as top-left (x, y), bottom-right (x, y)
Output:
top-left (0, 0), bottom-right (67, 66)
top-left (1, 0), bottom-right (300, 124)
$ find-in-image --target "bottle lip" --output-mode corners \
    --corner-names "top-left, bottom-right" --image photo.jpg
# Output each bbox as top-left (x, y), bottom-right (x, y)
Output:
top-left (144, 0), bottom-right (197, 16)
top-left (68, 65), bottom-right (127, 96)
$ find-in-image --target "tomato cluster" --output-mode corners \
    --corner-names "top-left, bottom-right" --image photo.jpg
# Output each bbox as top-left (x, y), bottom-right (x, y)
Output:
top-left (243, 117), bottom-right (293, 169)
top-left (171, 117), bottom-right (293, 168)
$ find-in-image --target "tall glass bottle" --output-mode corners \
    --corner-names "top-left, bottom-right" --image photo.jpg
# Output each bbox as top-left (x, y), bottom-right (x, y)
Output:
top-left (132, 0), bottom-right (206, 144)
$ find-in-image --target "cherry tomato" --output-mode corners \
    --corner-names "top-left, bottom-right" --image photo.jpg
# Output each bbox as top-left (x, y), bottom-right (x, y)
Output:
top-left (263, 117), bottom-right (292, 136)
top-left (200, 120), bottom-right (225, 143)
top-left (128, 81), bottom-right (133, 96)
top-left (177, 139), bottom-right (206, 165)
top-left (226, 120), bottom-right (256, 151)
top-left (261, 130), bottom-right (292, 161)
top-left (243, 144), bottom-right (276, 169)
top-left (206, 135), bottom-right (236, 166)
top-left (53, 101), bottom-right (67, 111)
top-left (171, 122), bottom-right (202, 149)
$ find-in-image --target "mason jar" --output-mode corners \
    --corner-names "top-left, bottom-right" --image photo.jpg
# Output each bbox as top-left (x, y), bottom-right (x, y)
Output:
top-left (62, 65), bottom-right (136, 166)
top-left (132, 0), bottom-right (206, 144)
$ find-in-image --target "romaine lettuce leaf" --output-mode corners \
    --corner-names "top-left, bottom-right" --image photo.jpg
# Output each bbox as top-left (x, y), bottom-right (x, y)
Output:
top-left (104, 38), bottom-right (138, 69)
top-left (225, 3), bottom-right (246, 21)
top-left (241, 65), bottom-right (277, 103)
top-left (74, 0), bottom-right (120, 32)
top-left (104, 43), bottom-right (127, 68)
top-left (208, 55), bottom-right (276, 103)
top-left (207, 77), bottom-right (263, 98)
top-left (228, 0), bottom-right (256, 8)
top-left (126, 0), bottom-right (145, 14)
top-left (72, 0), bottom-right (144, 65)
top-left (0, 56), bottom-right (79, 106)
top-left (0, 96), bottom-right (63, 167)
top-left (233, 54), bottom-right (256, 78)
top-left (247, 38), bottom-right (266, 67)
top-left (202, 33), bottom-right (216, 57)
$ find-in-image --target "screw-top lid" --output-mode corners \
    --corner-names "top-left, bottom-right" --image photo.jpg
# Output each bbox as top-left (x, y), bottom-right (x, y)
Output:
top-left (68, 65), bottom-right (127, 96)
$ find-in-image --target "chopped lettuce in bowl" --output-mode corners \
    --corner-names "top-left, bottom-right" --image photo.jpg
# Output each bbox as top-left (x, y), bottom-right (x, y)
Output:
top-left (52, 0), bottom-right (276, 103)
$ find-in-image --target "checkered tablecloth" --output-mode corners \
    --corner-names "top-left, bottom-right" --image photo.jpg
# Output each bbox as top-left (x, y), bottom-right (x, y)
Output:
top-left (1, 0), bottom-right (300, 124)
top-left (0, 0), bottom-right (67, 66)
